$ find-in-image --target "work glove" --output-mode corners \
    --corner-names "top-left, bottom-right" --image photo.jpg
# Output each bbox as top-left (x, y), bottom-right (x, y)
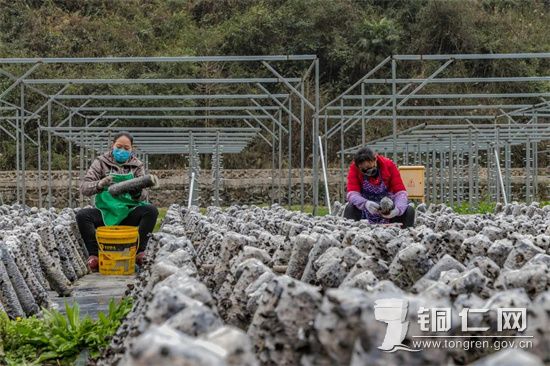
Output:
top-left (129, 188), bottom-right (142, 200)
top-left (363, 200), bottom-right (380, 215)
top-left (381, 207), bottom-right (400, 219)
top-left (97, 175), bottom-right (113, 190)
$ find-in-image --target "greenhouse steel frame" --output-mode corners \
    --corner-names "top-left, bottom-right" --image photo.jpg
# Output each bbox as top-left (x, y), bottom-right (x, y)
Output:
top-left (2, 53), bottom-right (549, 211)
top-left (318, 53), bottom-right (550, 208)
top-left (0, 55), bottom-right (320, 209)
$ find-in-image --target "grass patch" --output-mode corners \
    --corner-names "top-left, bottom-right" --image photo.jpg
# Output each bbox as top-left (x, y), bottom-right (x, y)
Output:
top-left (288, 205), bottom-right (330, 216)
top-left (153, 207), bottom-right (167, 232)
top-left (451, 201), bottom-right (496, 215)
top-left (451, 200), bottom-right (549, 215)
top-left (0, 298), bottom-right (133, 366)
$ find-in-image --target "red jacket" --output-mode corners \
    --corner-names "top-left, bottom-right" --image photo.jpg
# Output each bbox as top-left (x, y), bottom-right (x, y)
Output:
top-left (346, 155), bottom-right (406, 194)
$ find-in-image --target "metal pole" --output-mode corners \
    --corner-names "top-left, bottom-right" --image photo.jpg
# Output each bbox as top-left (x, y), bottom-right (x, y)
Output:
top-left (47, 102), bottom-right (52, 208)
top-left (300, 83), bottom-right (305, 210)
top-left (318, 136), bottom-right (331, 214)
top-left (271, 118), bottom-right (275, 205)
top-left (439, 150), bottom-right (449, 204)
top-left (287, 98), bottom-right (292, 209)
top-left (84, 118), bottom-right (90, 176)
top-left (526, 136), bottom-right (531, 203)
top-left (187, 172), bottom-right (195, 209)
top-left (430, 147), bottom-right (437, 203)
top-left (449, 133), bottom-right (454, 207)
top-left (79, 129), bottom-right (84, 207)
top-left (474, 133), bottom-right (479, 209)
top-left (15, 111), bottom-right (20, 203)
top-left (214, 130), bottom-right (220, 207)
top-left (493, 145), bottom-right (508, 205)
top-left (340, 99), bottom-right (345, 202)
top-left (91, 131), bottom-right (96, 160)
top-left (68, 113), bottom-right (73, 208)
top-left (20, 84), bottom-right (26, 205)
top-left (455, 146), bottom-right (464, 207)
top-left (468, 129), bottom-right (473, 209)
top-left (533, 114), bottom-right (539, 200)
top-left (495, 127), bottom-right (501, 202)
top-left (505, 140), bottom-right (511, 202)
top-left (37, 122), bottom-right (42, 208)
top-left (487, 145), bottom-right (493, 201)
top-left (361, 82), bottom-right (366, 146)
top-left (533, 140), bottom-right (538, 200)
top-left (313, 58), bottom-right (320, 213)
top-left (323, 115), bottom-right (329, 167)
top-left (324, 115), bottom-right (328, 167)
top-left (506, 120), bottom-right (512, 201)
top-left (425, 145), bottom-right (430, 203)
top-left (278, 109), bottom-right (282, 205)
top-left (182, 153), bottom-right (186, 203)
top-left (391, 58), bottom-right (397, 161)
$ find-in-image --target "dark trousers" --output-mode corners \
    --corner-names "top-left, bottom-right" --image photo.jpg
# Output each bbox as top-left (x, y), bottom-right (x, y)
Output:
top-left (343, 202), bottom-right (416, 228)
top-left (75, 205), bottom-right (159, 256)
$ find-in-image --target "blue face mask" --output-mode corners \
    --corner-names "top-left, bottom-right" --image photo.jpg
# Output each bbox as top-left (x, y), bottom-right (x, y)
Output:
top-left (112, 148), bottom-right (131, 163)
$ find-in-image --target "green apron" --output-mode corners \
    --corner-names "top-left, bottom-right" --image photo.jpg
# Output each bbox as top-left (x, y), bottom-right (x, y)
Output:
top-left (95, 172), bottom-right (148, 226)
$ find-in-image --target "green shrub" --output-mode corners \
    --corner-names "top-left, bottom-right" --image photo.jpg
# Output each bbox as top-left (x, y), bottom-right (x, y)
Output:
top-left (0, 298), bottom-right (133, 365)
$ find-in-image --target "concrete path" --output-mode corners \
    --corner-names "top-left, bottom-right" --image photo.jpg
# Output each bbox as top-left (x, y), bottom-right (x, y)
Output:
top-left (49, 273), bottom-right (134, 318)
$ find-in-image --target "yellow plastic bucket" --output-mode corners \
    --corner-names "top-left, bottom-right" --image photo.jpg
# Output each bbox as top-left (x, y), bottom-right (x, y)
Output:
top-left (96, 225), bottom-right (139, 275)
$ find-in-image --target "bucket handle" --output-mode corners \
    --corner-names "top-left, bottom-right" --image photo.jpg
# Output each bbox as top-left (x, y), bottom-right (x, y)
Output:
top-left (95, 228), bottom-right (140, 250)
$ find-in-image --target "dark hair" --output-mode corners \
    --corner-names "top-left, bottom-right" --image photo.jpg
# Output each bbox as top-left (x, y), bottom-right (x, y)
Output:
top-left (112, 131), bottom-right (133, 145)
top-left (354, 147), bottom-right (376, 165)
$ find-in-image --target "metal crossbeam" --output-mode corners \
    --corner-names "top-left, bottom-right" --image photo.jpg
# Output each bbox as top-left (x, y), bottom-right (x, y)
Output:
top-left (361, 76), bottom-right (550, 84)
top-left (325, 104), bottom-right (536, 111)
top-left (75, 114), bottom-right (275, 120)
top-left (51, 93), bottom-right (290, 100)
top-left (0, 55), bottom-right (317, 64)
top-left (24, 78), bottom-right (302, 84)
top-left (393, 53), bottom-right (550, 60)
top-left (41, 126), bottom-right (260, 132)
top-left (342, 92), bottom-right (550, 100)
top-left (71, 106), bottom-right (280, 112)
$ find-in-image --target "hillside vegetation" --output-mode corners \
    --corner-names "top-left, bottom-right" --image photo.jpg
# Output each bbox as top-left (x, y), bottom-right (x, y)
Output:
top-left (0, 0), bottom-right (548, 170)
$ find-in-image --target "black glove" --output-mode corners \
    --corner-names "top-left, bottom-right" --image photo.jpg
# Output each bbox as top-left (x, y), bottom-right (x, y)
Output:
top-left (129, 188), bottom-right (142, 200)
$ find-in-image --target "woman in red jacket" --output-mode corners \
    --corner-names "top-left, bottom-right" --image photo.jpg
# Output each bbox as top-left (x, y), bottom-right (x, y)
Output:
top-left (344, 147), bottom-right (415, 228)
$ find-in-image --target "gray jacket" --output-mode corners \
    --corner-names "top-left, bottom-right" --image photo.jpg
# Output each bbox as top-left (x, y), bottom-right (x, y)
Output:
top-left (79, 151), bottom-right (149, 201)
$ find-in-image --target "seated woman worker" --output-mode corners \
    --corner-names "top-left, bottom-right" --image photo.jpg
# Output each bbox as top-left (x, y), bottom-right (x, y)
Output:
top-left (344, 147), bottom-right (415, 228)
top-left (76, 131), bottom-right (159, 271)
